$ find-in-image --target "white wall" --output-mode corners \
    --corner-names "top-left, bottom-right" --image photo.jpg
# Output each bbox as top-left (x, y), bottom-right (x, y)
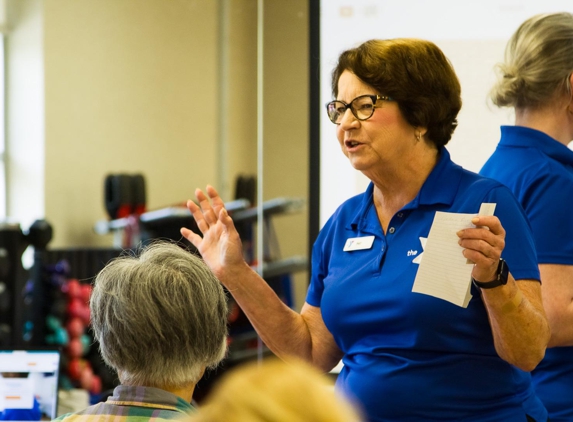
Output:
top-left (5, 0), bottom-right (44, 231)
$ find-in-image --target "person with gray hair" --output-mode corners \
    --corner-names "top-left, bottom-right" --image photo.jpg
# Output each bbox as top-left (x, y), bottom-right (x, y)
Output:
top-left (53, 241), bottom-right (228, 421)
top-left (480, 12), bottom-right (573, 422)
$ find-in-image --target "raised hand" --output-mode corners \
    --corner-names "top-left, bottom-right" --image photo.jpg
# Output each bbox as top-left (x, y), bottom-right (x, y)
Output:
top-left (180, 185), bottom-right (246, 283)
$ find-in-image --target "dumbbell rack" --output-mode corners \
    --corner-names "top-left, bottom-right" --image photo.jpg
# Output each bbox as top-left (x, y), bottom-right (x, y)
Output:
top-left (0, 220), bottom-right (117, 397)
top-left (36, 247), bottom-right (123, 396)
top-left (0, 222), bottom-right (33, 349)
top-left (0, 220), bottom-right (55, 350)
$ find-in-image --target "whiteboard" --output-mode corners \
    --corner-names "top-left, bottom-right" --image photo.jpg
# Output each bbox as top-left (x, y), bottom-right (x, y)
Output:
top-left (319, 0), bottom-right (573, 226)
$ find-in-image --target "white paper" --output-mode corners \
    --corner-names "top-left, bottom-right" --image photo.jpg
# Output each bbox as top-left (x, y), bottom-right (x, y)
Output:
top-left (412, 203), bottom-right (496, 307)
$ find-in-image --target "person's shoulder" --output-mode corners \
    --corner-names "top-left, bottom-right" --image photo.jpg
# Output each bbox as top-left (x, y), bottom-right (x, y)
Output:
top-left (51, 403), bottom-right (111, 421)
top-left (483, 148), bottom-right (573, 197)
top-left (52, 409), bottom-right (187, 422)
top-left (453, 167), bottom-right (526, 210)
top-left (459, 166), bottom-right (507, 191)
top-left (483, 140), bottom-right (561, 179)
top-left (51, 413), bottom-right (87, 422)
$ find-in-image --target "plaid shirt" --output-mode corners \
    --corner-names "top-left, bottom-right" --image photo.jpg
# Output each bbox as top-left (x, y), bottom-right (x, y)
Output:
top-left (53, 385), bottom-right (196, 421)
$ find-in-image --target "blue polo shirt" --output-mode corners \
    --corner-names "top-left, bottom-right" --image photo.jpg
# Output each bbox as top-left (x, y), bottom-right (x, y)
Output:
top-left (481, 125), bottom-right (573, 422)
top-left (308, 148), bottom-right (545, 422)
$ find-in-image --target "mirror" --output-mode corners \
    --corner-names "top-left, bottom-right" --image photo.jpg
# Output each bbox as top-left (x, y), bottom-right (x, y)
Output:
top-left (5, 0), bottom-right (309, 304)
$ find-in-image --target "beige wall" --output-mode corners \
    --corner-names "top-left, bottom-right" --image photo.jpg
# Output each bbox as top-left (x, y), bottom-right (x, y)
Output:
top-left (262, 1), bottom-right (309, 309)
top-left (43, 0), bottom-right (222, 247)
top-left (6, 0), bottom-right (309, 305)
top-left (219, 0), bottom-right (258, 198)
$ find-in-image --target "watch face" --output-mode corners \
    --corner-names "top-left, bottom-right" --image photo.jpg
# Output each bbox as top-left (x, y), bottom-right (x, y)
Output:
top-left (472, 259), bottom-right (509, 289)
top-left (499, 259), bottom-right (509, 284)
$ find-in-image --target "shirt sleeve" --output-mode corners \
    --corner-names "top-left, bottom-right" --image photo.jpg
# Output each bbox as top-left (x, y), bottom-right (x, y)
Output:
top-left (520, 170), bottom-right (573, 265)
top-left (306, 222), bottom-right (330, 307)
top-left (485, 184), bottom-right (540, 281)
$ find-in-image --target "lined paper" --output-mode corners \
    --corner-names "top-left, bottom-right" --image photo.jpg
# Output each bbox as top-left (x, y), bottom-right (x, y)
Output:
top-left (412, 203), bottom-right (496, 307)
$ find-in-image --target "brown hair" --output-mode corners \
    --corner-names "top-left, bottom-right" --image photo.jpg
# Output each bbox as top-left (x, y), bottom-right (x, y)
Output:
top-left (332, 38), bottom-right (462, 148)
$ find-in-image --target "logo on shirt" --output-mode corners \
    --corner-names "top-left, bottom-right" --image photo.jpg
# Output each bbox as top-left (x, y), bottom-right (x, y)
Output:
top-left (412, 237), bottom-right (426, 264)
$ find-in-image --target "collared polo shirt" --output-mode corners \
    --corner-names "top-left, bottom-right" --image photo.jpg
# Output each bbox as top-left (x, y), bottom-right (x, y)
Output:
top-left (481, 125), bottom-right (573, 422)
top-left (308, 148), bottom-right (545, 421)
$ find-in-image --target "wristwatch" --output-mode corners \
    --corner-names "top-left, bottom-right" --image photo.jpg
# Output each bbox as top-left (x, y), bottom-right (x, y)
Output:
top-left (472, 258), bottom-right (509, 289)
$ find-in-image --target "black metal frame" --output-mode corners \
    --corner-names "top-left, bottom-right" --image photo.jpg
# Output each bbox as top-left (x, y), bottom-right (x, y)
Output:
top-left (308, 0), bottom-right (320, 266)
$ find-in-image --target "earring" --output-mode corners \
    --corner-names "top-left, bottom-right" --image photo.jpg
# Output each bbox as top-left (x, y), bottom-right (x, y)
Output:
top-left (415, 132), bottom-right (421, 141)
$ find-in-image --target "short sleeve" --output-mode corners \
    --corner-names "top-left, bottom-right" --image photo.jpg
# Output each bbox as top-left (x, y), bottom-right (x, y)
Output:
top-left (485, 185), bottom-right (540, 281)
top-left (521, 171), bottom-right (573, 265)
top-left (306, 221), bottom-right (330, 307)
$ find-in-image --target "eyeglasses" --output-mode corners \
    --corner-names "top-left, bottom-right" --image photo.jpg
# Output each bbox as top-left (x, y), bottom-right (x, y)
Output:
top-left (325, 94), bottom-right (393, 124)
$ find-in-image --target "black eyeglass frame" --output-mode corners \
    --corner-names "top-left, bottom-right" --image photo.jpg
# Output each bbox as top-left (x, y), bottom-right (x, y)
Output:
top-left (325, 94), bottom-right (394, 124)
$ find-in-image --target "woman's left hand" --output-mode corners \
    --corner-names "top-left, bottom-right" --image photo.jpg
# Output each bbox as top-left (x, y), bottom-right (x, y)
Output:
top-left (457, 215), bottom-right (506, 283)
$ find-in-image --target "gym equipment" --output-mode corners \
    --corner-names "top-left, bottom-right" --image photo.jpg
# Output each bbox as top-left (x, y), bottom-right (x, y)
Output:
top-left (104, 173), bottom-right (147, 220)
top-left (38, 250), bottom-right (122, 394)
top-left (67, 337), bottom-right (83, 358)
top-left (66, 317), bottom-right (84, 338)
top-left (26, 219), bottom-right (54, 250)
top-left (0, 219), bottom-right (53, 348)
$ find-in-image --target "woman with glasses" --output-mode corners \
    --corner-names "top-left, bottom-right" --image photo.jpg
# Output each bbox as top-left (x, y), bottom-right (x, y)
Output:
top-left (182, 39), bottom-right (550, 421)
top-left (480, 13), bottom-right (573, 422)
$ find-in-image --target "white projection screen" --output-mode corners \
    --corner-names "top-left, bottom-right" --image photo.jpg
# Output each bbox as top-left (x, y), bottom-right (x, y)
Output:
top-left (315, 0), bottom-right (573, 228)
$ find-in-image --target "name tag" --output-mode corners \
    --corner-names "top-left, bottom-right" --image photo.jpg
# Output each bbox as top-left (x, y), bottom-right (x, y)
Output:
top-left (343, 236), bottom-right (375, 252)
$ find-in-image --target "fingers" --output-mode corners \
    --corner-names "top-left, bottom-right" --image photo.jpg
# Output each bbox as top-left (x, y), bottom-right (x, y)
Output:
top-left (181, 199), bottom-right (209, 246)
top-left (218, 206), bottom-right (237, 233)
top-left (196, 186), bottom-right (229, 225)
top-left (471, 215), bottom-right (506, 237)
top-left (183, 186), bottom-right (233, 234)
top-left (181, 196), bottom-right (239, 248)
top-left (180, 227), bottom-right (202, 248)
top-left (206, 185), bottom-right (227, 215)
top-left (195, 188), bottom-right (219, 227)
top-left (458, 232), bottom-right (504, 260)
top-left (457, 216), bottom-right (505, 250)
top-left (461, 244), bottom-right (498, 265)
top-left (184, 198), bottom-right (209, 234)
top-left (458, 216), bottom-right (506, 277)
